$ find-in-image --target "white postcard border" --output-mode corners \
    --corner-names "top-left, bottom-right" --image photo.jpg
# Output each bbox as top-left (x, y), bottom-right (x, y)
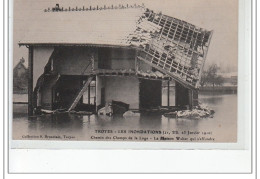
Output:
top-left (5, 0), bottom-right (255, 174)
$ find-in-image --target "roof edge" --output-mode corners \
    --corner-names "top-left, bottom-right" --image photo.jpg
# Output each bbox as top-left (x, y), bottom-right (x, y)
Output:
top-left (44, 3), bottom-right (145, 13)
top-left (18, 42), bottom-right (140, 50)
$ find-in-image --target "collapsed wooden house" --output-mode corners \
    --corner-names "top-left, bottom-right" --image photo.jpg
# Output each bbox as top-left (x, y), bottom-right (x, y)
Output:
top-left (19, 4), bottom-right (213, 116)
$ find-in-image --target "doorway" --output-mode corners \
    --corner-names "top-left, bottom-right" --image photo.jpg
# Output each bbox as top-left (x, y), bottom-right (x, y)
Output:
top-left (139, 79), bottom-right (162, 109)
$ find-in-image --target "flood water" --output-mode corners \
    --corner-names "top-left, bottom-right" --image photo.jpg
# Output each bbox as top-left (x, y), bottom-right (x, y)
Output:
top-left (12, 93), bottom-right (237, 143)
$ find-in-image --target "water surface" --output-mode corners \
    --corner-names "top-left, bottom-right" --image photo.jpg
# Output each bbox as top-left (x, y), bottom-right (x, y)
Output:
top-left (12, 93), bottom-right (237, 142)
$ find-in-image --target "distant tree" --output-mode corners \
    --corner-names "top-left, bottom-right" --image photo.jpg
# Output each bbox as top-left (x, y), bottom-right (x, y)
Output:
top-left (200, 64), bottom-right (224, 87)
top-left (200, 71), bottom-right (208, 87)
top-left (214, 75), bottom-right (224, 86)
top-left (13, 58), bottom-right (28, 93)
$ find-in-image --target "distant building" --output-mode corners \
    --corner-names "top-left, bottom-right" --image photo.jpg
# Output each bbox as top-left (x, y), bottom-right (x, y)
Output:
top-left (221, 76), bottom-right (237, 86)
top-left (230, 76), bottom-right (237, 85)
top-left (13, 58), bottom-right (28, 93)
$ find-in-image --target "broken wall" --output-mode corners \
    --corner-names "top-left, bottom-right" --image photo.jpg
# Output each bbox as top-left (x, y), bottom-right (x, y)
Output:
top-left (39, 75), bottom-right (59, 109)
top-left (53, 47), bottom-right (96, 75)
top-left (110, 48), bottom-right (136, 70)
top-left (33, 47), bottom-right (54, 89)
top-left (53, 76), bottom-right (82, 109)
top-left (98, 76), bottom-right (139, 109)
top-left (98, 48), bottom-right (136, 70)
top-left (136, 59), bottom-right (152, 72)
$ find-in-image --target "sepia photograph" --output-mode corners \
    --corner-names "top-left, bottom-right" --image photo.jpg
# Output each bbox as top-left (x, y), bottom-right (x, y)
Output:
top-left (12, 0), bottom-right (238, 144)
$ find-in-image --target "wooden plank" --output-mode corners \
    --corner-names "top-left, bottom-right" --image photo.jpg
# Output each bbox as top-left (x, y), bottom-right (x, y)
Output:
top-left (68, 76), bottom-right (94, 111)
top-left (88, 84), bottom-right (91, 104)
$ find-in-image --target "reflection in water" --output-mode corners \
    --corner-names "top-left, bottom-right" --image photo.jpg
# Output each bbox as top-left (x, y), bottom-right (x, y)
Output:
top-left (27, 113), bottom-right (84, 131)
top-left (199, 96), bottom-right (223, 105)
top-left (12, 93), bottom-right (237, 142)
top-left (139, 113), bottom-right (162, 129)
top-left (174, 118), bottom-right (199, 130)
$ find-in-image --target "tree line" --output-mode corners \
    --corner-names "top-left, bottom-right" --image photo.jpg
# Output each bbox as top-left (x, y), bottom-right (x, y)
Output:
top-left (200, 64), bottom-right (224, 87)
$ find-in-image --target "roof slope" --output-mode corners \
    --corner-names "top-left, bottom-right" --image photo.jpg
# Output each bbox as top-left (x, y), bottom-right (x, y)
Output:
top-left (19, 7), bottom-right (145, 47)
top-left (19, 5), bottom-right (212, 89)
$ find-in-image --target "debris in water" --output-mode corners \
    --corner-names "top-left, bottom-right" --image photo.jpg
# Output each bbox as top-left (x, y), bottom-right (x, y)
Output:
top-left (40, 108), bottom-right (67, 114)
top-left (70, 111), bottom-right (93, 115)
top-left (123, 110), bottom-right (140, 117)
top-left (163, 104), bottom-right (214, 119)
top-left (98, 101), bottom-right (130, 116)
top-left (40, 109), bottom-right (55, 114)
top-left (98, 103), bottom-right (113, 116)
top-left (112, 100), bottom-right (129, 114)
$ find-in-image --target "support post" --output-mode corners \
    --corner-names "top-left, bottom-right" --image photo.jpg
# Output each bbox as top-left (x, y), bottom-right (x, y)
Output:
top-left (88, 84), bottom-right (91, 104)
top-left (68, 76), bottom-right (94, 111)
top-left (167, 80), bottom-right (170, 107)
top-left (28, 46), bottom-right (34, 116)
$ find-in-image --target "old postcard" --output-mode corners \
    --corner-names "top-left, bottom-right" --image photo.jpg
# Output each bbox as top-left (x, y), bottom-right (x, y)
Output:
top-left (12, 0), bottom-right (241, 147)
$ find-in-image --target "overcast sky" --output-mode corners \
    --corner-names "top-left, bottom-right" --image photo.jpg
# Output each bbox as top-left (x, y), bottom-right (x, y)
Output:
top-left (12, 0), bottom-right (238, 72)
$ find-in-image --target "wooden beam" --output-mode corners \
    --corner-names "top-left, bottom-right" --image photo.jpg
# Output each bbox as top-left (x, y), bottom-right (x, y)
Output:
top-left (167, 80), bottom-right (170, 107)
top-left (28, 46), bottom-right (34, 116)
top-left (68, 76), bottom-right (94, 111)
top-left (88, 84), bottom-right (91, 104)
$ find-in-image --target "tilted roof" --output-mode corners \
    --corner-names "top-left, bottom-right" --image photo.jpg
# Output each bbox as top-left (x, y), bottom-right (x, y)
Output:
top-left (19, 4), bottom-right (213, 89)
